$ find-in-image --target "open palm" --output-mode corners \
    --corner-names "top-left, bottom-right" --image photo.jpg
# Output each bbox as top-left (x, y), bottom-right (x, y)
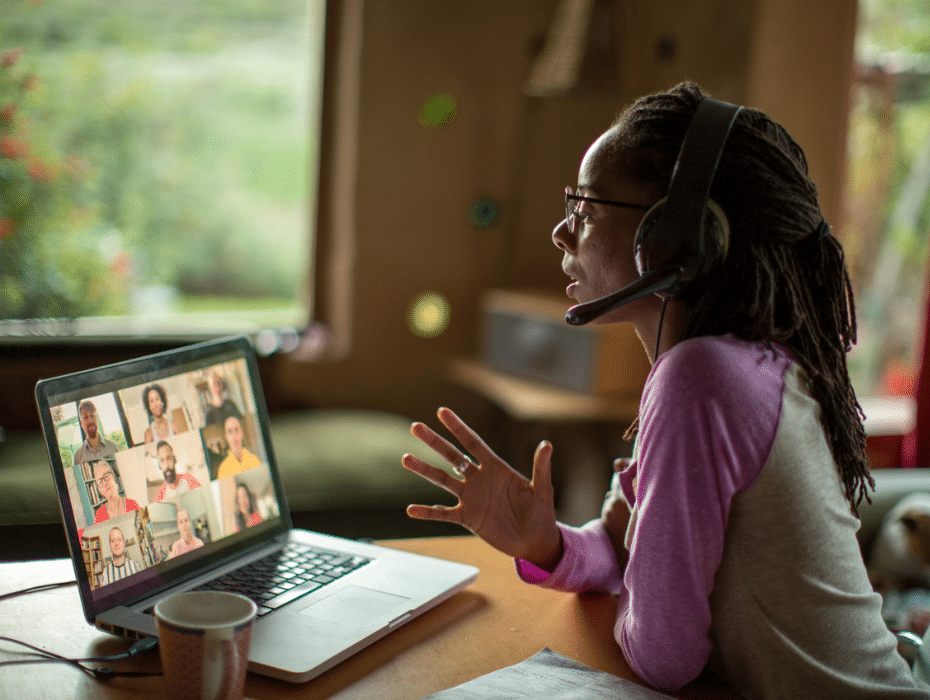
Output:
top-left (402, 407), bottom-right (562, 570)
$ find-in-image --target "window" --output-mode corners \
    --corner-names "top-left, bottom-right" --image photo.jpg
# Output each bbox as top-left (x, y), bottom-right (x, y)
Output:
top-left (0, 0), bottom-right (324, 341)
top-left (843, 0), bottom-right (930, 399)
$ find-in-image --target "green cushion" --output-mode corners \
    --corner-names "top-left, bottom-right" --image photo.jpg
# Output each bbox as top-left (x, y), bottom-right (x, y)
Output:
top-left (0, 430), bottom-right (60, 526)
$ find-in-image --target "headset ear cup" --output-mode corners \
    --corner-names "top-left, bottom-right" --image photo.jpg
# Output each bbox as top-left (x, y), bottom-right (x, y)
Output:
top-left (702, 198), bottom-right (730, 266)
top-left (633, 196), bottom-right (730, 286)
top-left (634, 197), bottom-right (667, 277)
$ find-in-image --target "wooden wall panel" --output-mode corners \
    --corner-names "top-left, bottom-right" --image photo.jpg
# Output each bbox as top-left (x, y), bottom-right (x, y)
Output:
top-left (276, 0), bottom-right (858, 431)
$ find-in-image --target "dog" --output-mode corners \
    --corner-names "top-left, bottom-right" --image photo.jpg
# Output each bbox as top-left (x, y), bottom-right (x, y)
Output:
top-left (868, 492), bottom-right (930, 591)
top-left (867, 493), bottom-right (930, 636)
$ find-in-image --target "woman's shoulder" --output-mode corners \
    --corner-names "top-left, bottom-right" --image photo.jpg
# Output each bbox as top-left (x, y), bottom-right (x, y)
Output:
top-left (655, 334), bottom-right (792, 382)
top-left (647, 334), bottom-right (794, 412)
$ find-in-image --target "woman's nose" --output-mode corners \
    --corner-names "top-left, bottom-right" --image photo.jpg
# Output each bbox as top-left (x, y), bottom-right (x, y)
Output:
top-left (552, 217), bottom-right (574, 252)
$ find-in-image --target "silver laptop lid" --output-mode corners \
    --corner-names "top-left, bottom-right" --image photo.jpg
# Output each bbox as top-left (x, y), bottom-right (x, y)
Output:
top-left (34, 336), bottom-right (292, 623)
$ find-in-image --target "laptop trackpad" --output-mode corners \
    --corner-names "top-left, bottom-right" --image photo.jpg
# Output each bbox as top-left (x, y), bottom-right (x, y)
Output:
top-left (298, 585), bottom-right (410, 626)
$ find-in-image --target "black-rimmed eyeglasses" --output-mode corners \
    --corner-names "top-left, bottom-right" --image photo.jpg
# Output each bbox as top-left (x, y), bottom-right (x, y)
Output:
top-left (564, 187), bottom-right (651, 234)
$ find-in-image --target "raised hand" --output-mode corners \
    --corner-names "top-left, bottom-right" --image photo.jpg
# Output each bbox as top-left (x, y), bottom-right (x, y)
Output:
top-left (402, 407), bottom-right (563, 571)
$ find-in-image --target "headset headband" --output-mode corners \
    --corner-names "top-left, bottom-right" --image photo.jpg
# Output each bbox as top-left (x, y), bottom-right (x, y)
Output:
top-left (643, 97), bottom-right (742, 280)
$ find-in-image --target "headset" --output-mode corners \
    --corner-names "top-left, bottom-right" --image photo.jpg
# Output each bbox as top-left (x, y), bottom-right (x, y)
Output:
top-left (565, 97), bottom-right (743, 326)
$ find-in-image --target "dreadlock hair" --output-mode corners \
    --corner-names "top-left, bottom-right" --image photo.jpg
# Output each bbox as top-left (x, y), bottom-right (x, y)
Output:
top-left (607, 82), bottom-right (873, 515)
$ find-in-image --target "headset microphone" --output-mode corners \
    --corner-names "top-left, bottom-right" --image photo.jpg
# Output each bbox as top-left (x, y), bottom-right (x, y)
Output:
top-left (565, 265), bottom-right (683, 326)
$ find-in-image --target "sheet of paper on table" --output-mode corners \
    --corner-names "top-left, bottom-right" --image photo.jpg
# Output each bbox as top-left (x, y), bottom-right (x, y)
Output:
top-left (420, 647), bottom-right (675, 699)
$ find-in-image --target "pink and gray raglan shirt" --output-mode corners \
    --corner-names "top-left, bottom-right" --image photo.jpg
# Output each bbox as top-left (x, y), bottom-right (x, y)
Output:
top-left (517, 334), bottom-right (926, 698)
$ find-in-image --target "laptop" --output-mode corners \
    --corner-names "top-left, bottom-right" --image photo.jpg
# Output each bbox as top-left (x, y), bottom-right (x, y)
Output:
top-left (34, 335), bottom-right (478, 683)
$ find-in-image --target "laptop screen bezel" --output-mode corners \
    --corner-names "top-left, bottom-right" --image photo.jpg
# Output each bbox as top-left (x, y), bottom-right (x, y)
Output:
top-left (34, 335), bottom-right (294, 622)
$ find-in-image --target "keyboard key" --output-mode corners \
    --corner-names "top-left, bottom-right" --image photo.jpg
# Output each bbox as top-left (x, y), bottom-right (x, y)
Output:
top-left (194, 543), bottom-right (371, 611)
top-left (263, 581), bottom-right (323, 609)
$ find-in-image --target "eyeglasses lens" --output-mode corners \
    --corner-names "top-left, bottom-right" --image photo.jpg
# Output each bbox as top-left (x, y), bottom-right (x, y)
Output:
top-left (564, 188), bottom-right (576, 234)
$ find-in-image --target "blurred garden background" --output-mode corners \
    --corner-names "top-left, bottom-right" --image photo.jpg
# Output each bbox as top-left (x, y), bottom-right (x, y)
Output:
top-left (0, 0), bottom-right (317, 330)
top-left (845, 0), bottom-right (930, 396)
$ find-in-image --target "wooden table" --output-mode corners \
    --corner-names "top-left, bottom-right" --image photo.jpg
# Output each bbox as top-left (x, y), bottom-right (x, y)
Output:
top-left (0, 536), bottom-right (738, 699)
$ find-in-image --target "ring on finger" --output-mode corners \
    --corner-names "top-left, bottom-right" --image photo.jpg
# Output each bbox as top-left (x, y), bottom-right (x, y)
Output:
top-left (453, 457), bottom-right (475, 477)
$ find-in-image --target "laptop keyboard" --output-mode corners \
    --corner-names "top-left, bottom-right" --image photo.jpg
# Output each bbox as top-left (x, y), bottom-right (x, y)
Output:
top-left (195, 542), bottom-right (371, 617)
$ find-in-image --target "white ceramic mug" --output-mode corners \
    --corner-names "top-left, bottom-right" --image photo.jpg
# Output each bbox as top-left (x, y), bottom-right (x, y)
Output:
top-left (155, 591), bottom-right (257, 700)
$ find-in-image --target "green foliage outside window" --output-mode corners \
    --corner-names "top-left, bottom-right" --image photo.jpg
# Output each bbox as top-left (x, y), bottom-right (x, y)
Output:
top-left (845, 0), bottom-right (930, 396)
top-left (0, 0), bottom-right (313, 324)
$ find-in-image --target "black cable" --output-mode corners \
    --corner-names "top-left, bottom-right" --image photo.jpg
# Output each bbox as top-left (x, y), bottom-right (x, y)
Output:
top-left (0, 580), bottom-right (161, 679)
top-left (0, 580), bottom-right (75, 603)
top-left (0, 632), bottom-right (161, 679)
top-left (654, 296), bottom-right (670, 361)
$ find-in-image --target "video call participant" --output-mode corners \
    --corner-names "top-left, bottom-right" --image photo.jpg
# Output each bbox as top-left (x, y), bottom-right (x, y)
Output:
top-left (216, 415), bottom-right (260, 478)
top-left (168, 508), bottom-right (204, 558)
top-left (235, 482), bottom-right (263, 532)
top-left (143, 383), bottom-right (180, 443)
top-left (102, 527), bottom-right (141, 585)
top-left (73, 401), bottom-right (118, 464)
top-left (203, 372), bottom-right (243, 427)
top-left (401, 83), bottom-right (927, 697)
top-left (92, 460), bottom-right (140, 525)
top-left (154, 441), bottom-right (202, 502)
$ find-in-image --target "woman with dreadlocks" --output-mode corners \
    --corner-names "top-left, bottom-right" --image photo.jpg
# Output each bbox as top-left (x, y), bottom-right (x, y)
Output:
top-left (401, 82), bottom-right (926, 697)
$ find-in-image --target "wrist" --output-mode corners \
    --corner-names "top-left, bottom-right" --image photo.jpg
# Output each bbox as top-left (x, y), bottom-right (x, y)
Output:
top-left (523, 527), bottom-right (563, 573)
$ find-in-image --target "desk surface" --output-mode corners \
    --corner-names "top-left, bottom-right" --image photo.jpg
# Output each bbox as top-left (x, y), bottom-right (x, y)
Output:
top-left (0, 536), bottom-right (737, 700)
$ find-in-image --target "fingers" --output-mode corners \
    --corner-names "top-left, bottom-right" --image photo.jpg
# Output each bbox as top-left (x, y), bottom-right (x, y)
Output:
top-left (613, 457), bottom-right (631, 472)
top-left (435, 407), bottom-right (499, 465)
top-left (410, 418), bottom-right (477, 472)
top-left (531, 440), bottom-right (554, 496)
top-left (406, 503), bottom-right (462, 524)
top-left (401, 453), bottom-right (461, 496)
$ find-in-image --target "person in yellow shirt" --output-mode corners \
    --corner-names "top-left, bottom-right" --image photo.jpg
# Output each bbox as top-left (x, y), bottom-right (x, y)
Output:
top-left (217, 414), bottom-right (260, 478)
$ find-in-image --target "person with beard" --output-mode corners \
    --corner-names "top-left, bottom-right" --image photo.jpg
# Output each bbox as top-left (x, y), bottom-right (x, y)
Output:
top-left (73, 401), bottom-right (118, 464)
top-left (154, 440), bottom-right (202, 502)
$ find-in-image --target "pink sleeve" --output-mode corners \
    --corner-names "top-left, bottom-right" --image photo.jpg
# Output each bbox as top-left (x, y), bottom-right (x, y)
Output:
top-left (515, 519), bottom-right (625, 594)
top-left (617, 337), bottom-right (787, 689)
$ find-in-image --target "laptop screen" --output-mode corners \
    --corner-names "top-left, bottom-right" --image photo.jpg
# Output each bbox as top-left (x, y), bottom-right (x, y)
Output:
top-left (35, 336), bottom-right (291, 616)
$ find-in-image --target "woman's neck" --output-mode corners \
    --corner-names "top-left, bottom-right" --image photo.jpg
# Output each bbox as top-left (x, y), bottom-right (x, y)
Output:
top-left (633, 299), bottom-right (687, 364)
